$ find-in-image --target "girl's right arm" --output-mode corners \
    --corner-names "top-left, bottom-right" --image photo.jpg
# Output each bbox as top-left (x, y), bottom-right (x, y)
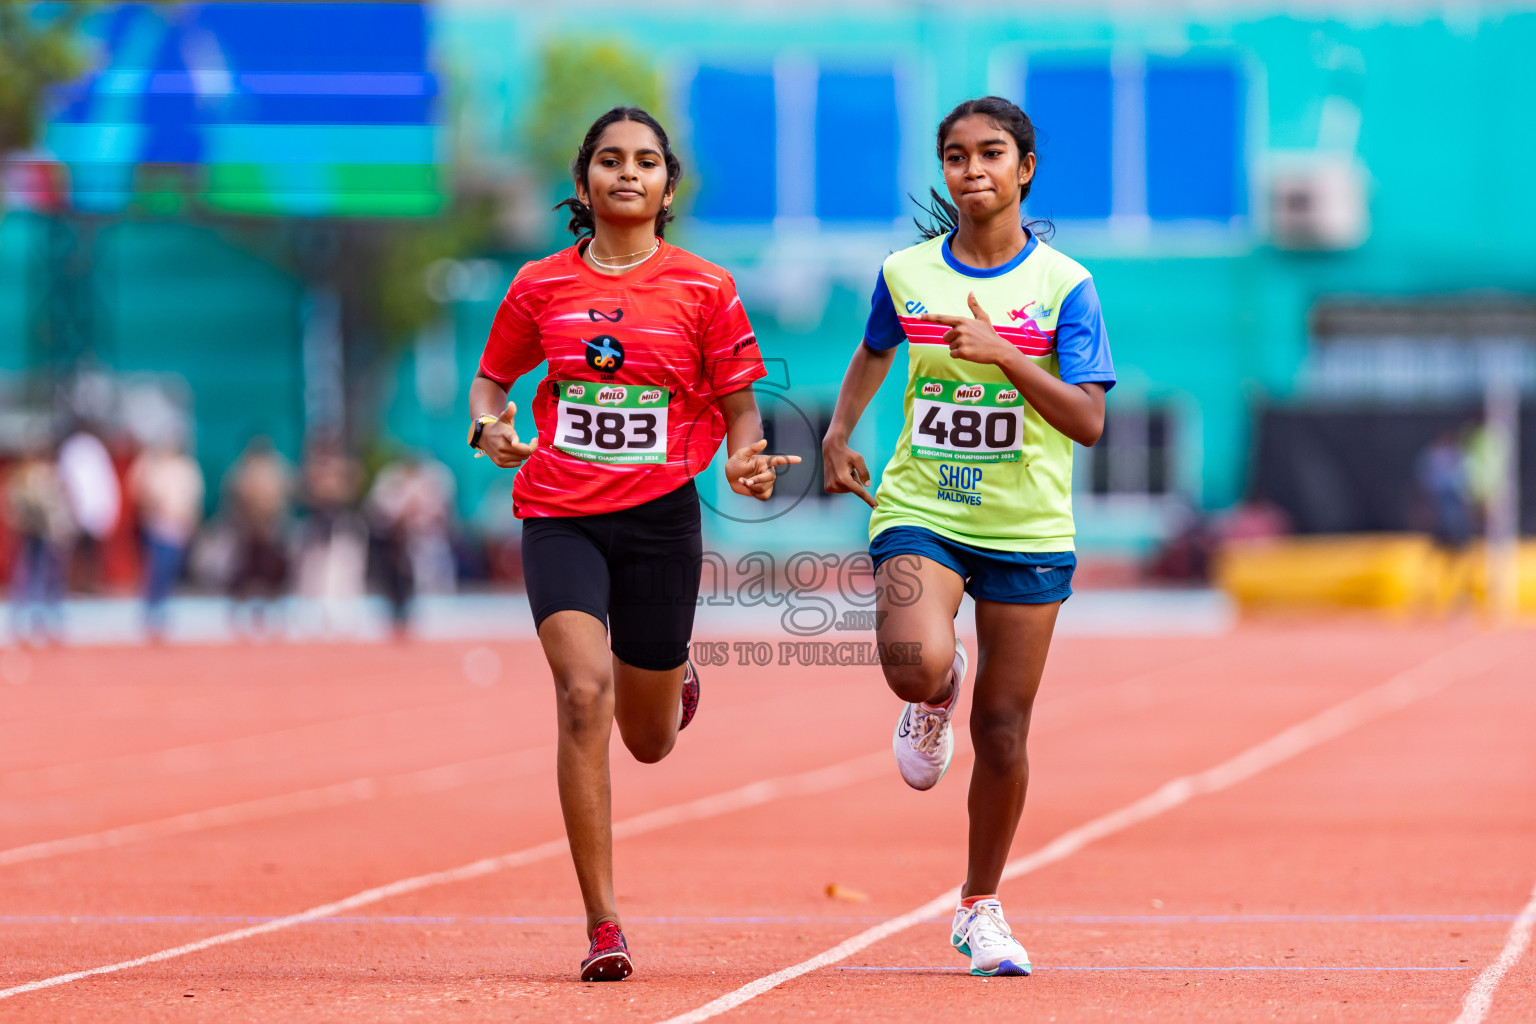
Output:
top-left (469, 373), bottom-right (537, 469)
top-left (821, 342), bottom-right (896, 509)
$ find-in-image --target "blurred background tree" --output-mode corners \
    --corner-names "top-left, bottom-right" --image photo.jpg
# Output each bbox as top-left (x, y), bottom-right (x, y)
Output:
top-left (0, 0), bottom-right (91, 160)
top-left (351, 36), bottom-right (681, 359)
top-left (525, 38), bottom-right (677, 205)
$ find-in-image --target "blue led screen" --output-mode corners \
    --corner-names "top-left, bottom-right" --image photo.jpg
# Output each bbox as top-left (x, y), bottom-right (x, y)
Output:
top-left (41, 2), bottom-right (441, 217)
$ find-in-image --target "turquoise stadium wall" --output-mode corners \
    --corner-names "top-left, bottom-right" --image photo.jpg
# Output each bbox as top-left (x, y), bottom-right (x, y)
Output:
top-left (3, 5), bottom-right (1534, 554)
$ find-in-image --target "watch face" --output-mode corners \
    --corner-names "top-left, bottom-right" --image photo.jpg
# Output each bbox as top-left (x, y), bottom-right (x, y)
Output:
top-left (468, 420), bottom-right (479, 445)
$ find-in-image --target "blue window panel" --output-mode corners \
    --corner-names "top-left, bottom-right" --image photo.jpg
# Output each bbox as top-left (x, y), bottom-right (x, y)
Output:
top-left (815, 70), bottom-right (899, 222)
top-left (690, 67), bottom-right (775, 223)
top-left (1023, 63), bottom-right (1113, 220)
top-left (1145, 60), bottom-right (1245, 221)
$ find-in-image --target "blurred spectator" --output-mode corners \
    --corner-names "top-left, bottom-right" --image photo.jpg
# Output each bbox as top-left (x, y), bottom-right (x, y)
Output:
top-left (1412, 429), bottom-right (1477, 614)
top-left (6, 446), bottom-right (74, 643)
top-left (1146, 497), bottom-right (1217, 583)
top-left (1413, 430), bottom-right (1475, 549)
top-left (1461, 422), bottom-right (1504, 528)
top-left (224, 437), bottom-right (294, 637)
top-left (1218, 498), bottom-right (1292, 544)
top-left (295, 436), bottom-right (367, 625)
top-left (128, 439), bottom-right (205, 641)
top-left (367, 451), bottom-right (457, 634)
top-left (57, 427), bottom-right (122, 594)
top-left (1151, 496), bottom-right (1292, 585)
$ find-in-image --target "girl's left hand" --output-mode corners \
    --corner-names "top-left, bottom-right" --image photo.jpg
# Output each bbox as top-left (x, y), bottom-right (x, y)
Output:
top-left (725, 439), bottom-right (802, 501)
top-left (920, 293), bottom-right (1017, 366)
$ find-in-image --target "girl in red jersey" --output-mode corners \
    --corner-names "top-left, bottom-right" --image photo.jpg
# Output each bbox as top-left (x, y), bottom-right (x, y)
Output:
top-left (469, 107), bottom-right (797, 982)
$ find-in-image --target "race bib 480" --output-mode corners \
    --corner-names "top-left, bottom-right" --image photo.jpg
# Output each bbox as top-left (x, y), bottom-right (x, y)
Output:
top-left (554, 381), bottom-right (669, 465)
top-left (911, 377), bottom-right (1025, 463)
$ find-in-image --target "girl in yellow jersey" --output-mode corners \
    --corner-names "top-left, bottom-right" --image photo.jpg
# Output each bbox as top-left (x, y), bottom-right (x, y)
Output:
top-left (821, 96), bottom-right (1115, 976)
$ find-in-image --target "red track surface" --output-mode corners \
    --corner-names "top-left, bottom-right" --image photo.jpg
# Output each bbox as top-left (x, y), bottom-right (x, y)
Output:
top-left (0, 623), bottom-right (1532, 1022)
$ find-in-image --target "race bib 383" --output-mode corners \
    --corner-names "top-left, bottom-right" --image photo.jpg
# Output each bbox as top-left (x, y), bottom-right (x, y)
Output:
top-left (553, 381), bottom-right (669, 465)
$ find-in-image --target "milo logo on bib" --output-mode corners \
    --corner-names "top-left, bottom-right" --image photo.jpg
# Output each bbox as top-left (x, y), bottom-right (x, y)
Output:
top-left (596, 386), bottom-right (627, 405)
top-left (911, 377), bottom-right (1026, 464)
top-left (953, 384), bottom-right (985, 404)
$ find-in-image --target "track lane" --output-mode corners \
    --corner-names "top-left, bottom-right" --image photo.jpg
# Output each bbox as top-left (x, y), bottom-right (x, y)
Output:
top-left (0, 637), bottom-right (1238, 865)
top-left (2, 626), bottom-right (1528, 1023)
top-left (659, 631), bottom-right (1532, 1023)
top-left (0, 632), bottom-right (1268, 1011)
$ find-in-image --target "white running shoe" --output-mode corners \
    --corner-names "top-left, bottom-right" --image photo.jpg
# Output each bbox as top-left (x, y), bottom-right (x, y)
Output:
top-left (951, 898), bottom-right (1032, 976)
top-left (891, 638), bottom-right (966, 791)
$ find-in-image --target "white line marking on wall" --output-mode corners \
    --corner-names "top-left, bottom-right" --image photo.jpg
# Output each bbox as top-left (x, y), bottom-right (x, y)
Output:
top-left (655, 637), bottom-right (1506, 1024)
top-left (1451, 877), bottom-right (1536, 1024)
top-left (0, 751), bottom-right (888, 1000)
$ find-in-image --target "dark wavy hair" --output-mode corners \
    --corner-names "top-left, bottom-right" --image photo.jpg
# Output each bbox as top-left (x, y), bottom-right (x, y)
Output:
top-left (553, 106), bottom-right (683, 239)
top-left (913, 95), bottom-right (1053, 242)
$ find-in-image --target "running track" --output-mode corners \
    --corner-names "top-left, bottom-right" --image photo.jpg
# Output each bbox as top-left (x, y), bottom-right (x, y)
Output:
top-left (0, 623), bottom-right (1532, 1022)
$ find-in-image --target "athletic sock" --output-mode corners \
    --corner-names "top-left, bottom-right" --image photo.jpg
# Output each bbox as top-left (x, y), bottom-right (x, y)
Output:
top-left (960, 894), bottom-right (998, 910)
top-left (919, 671), bottom-right (956, 712)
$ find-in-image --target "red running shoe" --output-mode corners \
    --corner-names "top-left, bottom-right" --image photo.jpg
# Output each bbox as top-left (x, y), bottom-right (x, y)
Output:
top-left (678, 660), bottom-right (700, 731)
top-left (580, 921), bottom-right (632, 981)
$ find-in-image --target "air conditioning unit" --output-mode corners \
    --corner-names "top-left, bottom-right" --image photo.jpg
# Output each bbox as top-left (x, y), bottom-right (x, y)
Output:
top-left (1269, 155), bottom-right (1370, 251)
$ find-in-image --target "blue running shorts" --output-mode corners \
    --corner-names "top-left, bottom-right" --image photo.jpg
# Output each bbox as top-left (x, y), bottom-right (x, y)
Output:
top-left (868, 525), bottom-right (1075, 605)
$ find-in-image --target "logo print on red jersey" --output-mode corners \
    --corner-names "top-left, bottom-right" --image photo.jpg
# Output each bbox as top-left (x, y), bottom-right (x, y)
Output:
top-left (588, 308), bottom-right (624, 323)
top-left (584, 335), bottom-right (624, 372)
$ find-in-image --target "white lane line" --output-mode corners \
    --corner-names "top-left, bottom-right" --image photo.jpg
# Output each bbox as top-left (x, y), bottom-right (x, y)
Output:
top-left (840, 964), bottom-right (1469, 972)
top-left (1451, 877), bottom-right (1536, 1024)
top-left (0, 694), bottom-right (505, 797)
top-left (0, 678), bottom-right (898, 868)
top-left (0, 746), bottom-right (552, 868)
top-left (656, 636), bottom-right (1507, 1024)
top-left (0, 656), bottom-right (1191, 869)
top-left (0, 750), bottom-right (888, 1000)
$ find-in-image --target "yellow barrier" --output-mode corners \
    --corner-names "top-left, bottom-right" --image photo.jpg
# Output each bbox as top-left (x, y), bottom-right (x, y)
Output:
top-left (1214, 535), bottom-right (1536, 614)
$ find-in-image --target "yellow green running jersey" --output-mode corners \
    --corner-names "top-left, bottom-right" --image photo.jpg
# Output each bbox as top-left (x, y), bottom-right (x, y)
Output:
top-left (863, 231), bottom-right (1115, 553)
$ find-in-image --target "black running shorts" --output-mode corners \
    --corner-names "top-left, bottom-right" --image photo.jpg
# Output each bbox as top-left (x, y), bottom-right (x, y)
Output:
top-left (520, 480), bottom-right (702, 672)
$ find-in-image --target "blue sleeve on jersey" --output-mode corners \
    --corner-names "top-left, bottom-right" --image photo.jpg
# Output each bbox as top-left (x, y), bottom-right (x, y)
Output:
top-left (862, 269), bottom-right (905, 351)
top-left (1055, 278), bottom-right (1115, 391)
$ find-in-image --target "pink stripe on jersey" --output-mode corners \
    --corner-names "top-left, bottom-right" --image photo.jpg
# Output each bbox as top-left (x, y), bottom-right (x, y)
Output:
top-left (898, 315), bottom-right (1054, 356)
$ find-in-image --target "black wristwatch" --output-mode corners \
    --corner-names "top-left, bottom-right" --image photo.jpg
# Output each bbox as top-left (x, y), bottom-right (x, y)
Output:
top-left (468, 414), bottom-right (497, 451)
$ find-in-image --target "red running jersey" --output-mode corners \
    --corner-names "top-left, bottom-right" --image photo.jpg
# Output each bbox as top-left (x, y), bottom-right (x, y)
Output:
top-left (479, 240), bottom-right (766, 518)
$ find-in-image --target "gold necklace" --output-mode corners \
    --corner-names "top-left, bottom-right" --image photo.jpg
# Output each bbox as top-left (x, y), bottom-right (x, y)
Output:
top-left (587, 242), bottom-right (659, 271)
top-left (588, 241), bottom-right (657, 261)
